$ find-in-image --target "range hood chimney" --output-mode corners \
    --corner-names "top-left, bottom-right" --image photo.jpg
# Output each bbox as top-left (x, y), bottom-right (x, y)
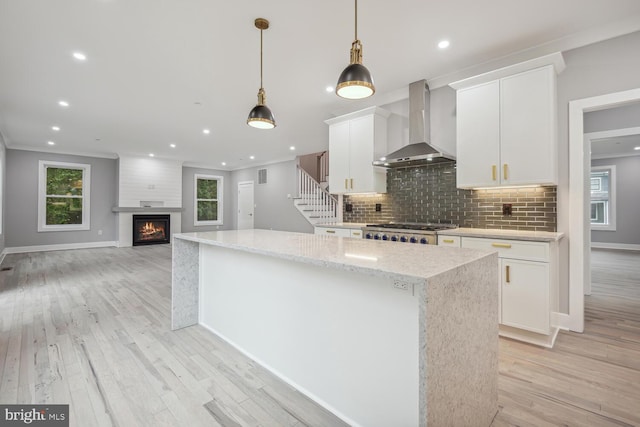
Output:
top-left (373, 80), bottom-right (455, 168)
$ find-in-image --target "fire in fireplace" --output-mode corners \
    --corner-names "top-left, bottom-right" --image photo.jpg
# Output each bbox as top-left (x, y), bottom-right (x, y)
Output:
top-left (133, 214), bottom-right (170, 246)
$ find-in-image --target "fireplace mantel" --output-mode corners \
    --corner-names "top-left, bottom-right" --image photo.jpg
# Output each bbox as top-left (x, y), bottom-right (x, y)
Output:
top-left (112, 207), bottom-right (183, 213)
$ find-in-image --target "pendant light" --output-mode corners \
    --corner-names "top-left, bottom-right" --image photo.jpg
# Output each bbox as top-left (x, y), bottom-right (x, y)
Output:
top-left (336, 0), bottom-right (375, 99)
top-left (247, 18), bottom-right (276, 129)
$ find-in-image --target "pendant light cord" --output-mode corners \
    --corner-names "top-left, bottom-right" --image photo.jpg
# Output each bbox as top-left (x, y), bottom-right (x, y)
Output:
top-left (260, 28), bottom-right (264, 89)
top-left (354, 0), bottom-right (358, 41)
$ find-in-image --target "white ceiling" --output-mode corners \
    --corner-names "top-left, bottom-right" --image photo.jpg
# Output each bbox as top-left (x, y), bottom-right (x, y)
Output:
top-left (591, 134), bottom-right (640, 158)
top-left (2, 0), bottom-right (640, 170)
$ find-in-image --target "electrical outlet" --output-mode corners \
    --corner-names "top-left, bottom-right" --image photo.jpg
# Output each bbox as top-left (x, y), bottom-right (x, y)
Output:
top-left (393, 281), bottom-right (410, 291)
top-left (502, 203), bottom-right (513, 216)
top-left (375, 203), bottom-right (382, 212)
top-left (98, 229), bottom-right (103, 236)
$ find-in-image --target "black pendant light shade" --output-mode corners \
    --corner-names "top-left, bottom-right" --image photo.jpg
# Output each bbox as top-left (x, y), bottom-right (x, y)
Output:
top-left (247, 88), bottom-right (275, 129)
top-left (336, 61), bottom-right (375, 99)
top-left (247, 18), bottom-right (276, 129)
top-left (336, 0), bottom-right (375, 99)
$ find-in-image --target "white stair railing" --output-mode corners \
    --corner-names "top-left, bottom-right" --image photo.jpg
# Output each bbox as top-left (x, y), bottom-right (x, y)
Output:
top-left (296, 165), bottom-right (337, 223)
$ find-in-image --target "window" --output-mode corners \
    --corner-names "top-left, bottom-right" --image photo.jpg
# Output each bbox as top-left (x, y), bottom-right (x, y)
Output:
top-left (590, 165), bottom-right (616, 231)
top-left (194, 174), bottom-right (223, 225)
top-left (38, 161), bottom-right (91, 232)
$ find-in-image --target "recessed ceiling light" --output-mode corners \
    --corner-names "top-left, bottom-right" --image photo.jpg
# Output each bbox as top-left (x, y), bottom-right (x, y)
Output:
top-left (51, 126), bottom-right (60, 131)
top-left (47, 141), bottom-right (55, 145)
top-left (58, 100), bottom-right (69, 107)
top-left (249, 155), bottom-right (255, 160)
top-left (203, 129), bottom-right (210, 135)
top-left (170, 143), bottom-right (176, 148)
top-left (72, 52), bottom-right (87, 61)
top-left (221, 162), bottom-right (227, 166)
top-left (149, 153), bottom-right (155, 157)
top-left (326, 86), bottom-right (334, 93)
top-left (289, 146), bottom-right (295, 150)
top-left (438, 40), bottom-right (450, 49)
top-left (635, 146), bottom-right (640, 150)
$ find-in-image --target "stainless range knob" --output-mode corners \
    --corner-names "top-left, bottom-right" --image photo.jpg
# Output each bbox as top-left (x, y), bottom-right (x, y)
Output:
top-left (409, 236), bottom-right (418, 243)
top-left (420, 237), bottom-right (428, 244)
top-left (400, 236), bottom-right (408, 242)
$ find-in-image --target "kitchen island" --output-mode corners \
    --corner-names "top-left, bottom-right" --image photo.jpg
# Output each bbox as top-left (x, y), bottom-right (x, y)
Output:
top-left (171, 229), bottom-right (498, 427)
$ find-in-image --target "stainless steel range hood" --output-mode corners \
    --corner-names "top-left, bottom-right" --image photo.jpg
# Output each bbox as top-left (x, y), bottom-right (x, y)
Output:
top-left (373, 80), bottom-right (455, 168)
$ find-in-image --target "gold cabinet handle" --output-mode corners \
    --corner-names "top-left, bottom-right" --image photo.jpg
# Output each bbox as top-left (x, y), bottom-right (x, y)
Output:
top-left (352, 232), bottom-right (361, 236)
top-left (326, 230), bottom-right (336, 234)
top-left (506, 265), bottom-right (511, 283)
top-left (344, 178), bottom-right (348, 189)
top-left (492, 165), bottom-right (497, 181)
top-left (350, 178), bottom-right (354, 189)
top-left (503, 164), bottom-right (508, 180)
top-left (442, 239), bottom-right (454, 244)
top-left (491, 243), bottom-right (512, 248)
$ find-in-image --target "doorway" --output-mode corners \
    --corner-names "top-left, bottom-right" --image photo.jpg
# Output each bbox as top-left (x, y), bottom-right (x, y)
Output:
top-left (237, 181), bottom-right (254, 229)
top-left (568, 87), bottom-right (640, 332)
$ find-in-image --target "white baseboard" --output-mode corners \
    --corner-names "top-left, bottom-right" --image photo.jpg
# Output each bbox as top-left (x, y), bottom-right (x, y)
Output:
top-left (3, 241), bottom-right (117, 254)
top-left (591, 242), bottom-right (640, 251)
top-left (551, 312), bottom-right (572, 331)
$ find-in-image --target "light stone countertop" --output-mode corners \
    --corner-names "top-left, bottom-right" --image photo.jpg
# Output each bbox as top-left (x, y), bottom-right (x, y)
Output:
top-left (174, 229), bottom-right (496, 282)
top-left (437, 227), bottom-right (565, 242)
top-left (314, 222), bottom-right (368, 229)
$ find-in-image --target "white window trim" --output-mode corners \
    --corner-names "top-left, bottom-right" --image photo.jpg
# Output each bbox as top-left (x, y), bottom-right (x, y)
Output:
top-left (194, 174), bottom-right (223, 226)
top-left (590, 165), bottom-right (616, 231)
top-left (38, 160), bottom-right (91, 232)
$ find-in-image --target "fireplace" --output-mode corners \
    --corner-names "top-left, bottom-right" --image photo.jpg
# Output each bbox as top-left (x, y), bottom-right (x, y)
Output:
top-left (132, 214), bottom-right (170, 246)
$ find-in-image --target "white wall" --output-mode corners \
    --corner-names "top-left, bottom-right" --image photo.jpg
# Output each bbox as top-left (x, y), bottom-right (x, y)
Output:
top-left (118, 156), bottom-right (182, 207)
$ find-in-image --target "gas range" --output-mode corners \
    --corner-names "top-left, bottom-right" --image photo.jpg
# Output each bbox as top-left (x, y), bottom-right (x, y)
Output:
top-left (362, 223), bottom-right (458, 245)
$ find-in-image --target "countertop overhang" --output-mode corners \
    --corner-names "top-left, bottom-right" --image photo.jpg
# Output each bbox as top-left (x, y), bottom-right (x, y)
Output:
top-left (174, 229), bottom-right (496, 282)
top-left (436, 227), bottom-right (564, 242)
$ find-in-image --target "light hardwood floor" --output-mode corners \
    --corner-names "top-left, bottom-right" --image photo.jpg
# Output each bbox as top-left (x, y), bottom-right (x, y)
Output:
top-left (1, 246), bottom-right (639, 426)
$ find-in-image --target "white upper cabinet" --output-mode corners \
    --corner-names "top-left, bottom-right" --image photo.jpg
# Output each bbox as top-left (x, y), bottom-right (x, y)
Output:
top-left (326, 107), bottom-right (389, 194)
top-left (451, 53), bottom-right (564, 189)
top-left (456, 80), bottom-right (501, 188)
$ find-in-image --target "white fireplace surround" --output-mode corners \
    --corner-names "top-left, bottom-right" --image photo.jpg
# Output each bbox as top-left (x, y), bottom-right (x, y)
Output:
top-left (114, 155), bottom-right (184, 247)
top-left (114, 207), bottom-right (182, 247)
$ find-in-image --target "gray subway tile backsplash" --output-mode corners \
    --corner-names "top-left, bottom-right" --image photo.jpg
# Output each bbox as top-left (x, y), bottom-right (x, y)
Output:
top-left (343, 162), bottom-right (557, 232)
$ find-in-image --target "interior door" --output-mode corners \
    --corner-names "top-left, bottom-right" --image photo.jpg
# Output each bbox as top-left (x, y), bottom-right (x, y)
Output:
top-left (237, 181), bottom-right (254, 229)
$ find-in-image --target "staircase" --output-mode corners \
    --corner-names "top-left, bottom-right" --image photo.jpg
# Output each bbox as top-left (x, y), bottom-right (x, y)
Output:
top-left (293, 165), bottom-right (339, 225)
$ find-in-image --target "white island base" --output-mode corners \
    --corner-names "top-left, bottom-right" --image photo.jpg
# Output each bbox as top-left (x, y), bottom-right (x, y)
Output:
top-left (172, 230), bottom-right (499, 427)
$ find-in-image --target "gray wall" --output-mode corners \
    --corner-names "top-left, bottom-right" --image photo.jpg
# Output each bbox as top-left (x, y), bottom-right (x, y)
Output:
top-left (5, 149), bottom-right (118, 247)
top-left (554, 30), bottom-right (640, 312)
top-left (590, 156), bottom-right (640, 245)
top-left (181, 166), bottom-right (233, 233)
top-left (585, 102), bottom-right (640, 132)
top-left (0, 135), bottom-right (5, 257)
top-left (231, 160), bottom-right (314, 234)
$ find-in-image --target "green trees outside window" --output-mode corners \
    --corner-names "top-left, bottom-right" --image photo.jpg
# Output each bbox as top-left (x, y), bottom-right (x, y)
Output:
top-left (195, 174), bottom-right (223, 225)
top-left (38, 160), bottom-right (91, 232)
top-left (46, 167), bottom-right (84, 225)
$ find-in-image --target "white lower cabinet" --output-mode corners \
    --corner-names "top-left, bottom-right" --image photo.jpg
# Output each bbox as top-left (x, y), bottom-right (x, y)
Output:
top-left (437, 235), bottom-right (461, 247)
top-left (315, 226), bottom-right (363, 238)
top-left (458, 236), bottom-right (559, 347)
top-left (500, 258), bottom-right (549, 334)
